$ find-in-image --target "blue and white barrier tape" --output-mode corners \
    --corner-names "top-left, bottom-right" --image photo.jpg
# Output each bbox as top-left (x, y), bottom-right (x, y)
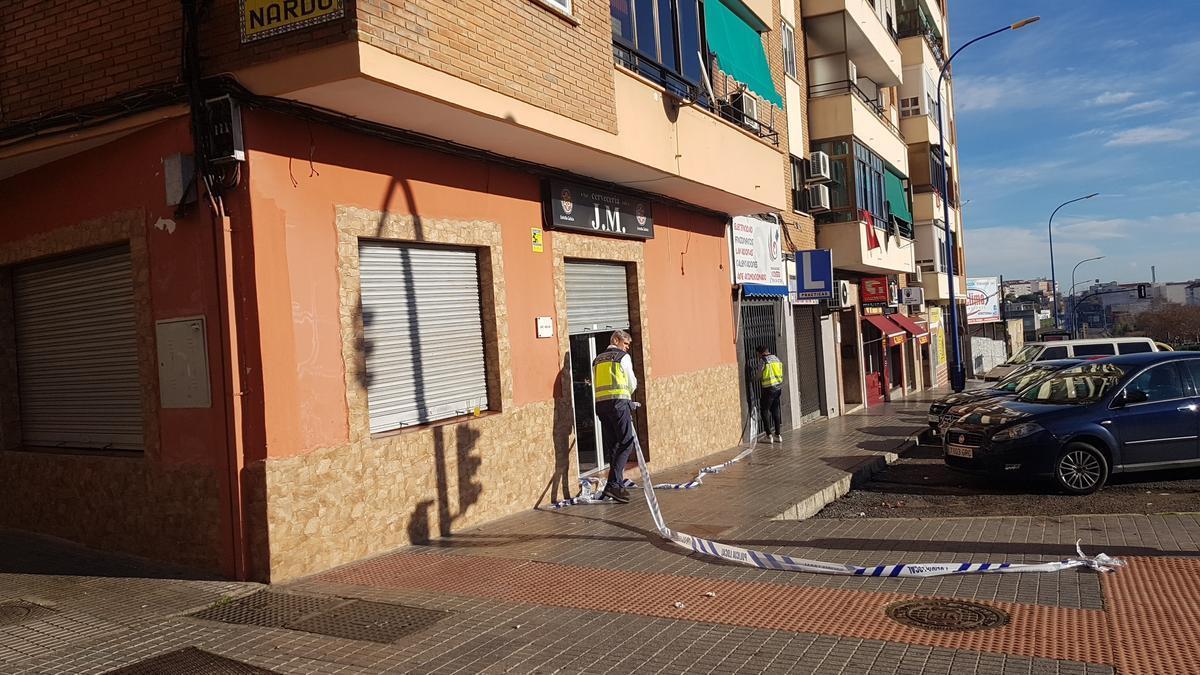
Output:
top-left (629, 441), bottom-right (1125, 577)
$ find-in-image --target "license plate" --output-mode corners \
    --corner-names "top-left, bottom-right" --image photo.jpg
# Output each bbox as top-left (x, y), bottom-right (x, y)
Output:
top-left (928, 414), bottom-right (941, 423)
top-left (947, 445), bottom-right (974, 459)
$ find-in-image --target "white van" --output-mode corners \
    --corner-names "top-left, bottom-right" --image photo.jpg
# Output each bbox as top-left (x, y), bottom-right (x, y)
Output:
top-left (983, 338), bottom-right (1161, 381)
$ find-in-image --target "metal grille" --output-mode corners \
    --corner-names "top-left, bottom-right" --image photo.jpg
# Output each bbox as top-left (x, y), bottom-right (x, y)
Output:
top-left (794, 305), bottom-right (823, 419)
top-left (740, 301), bottom-right (778, 403)
top-left (359, 241), bottom-right (489, 432)
top-left (565, 261), bottom-right (630, 335)
top-left (188, 591), bottom-right (450, 644)
top-left (287, 600), bottom-right (450, 644)
top-left (13, 245), bottom-right (143, 450)
top-left (188, 591), bottom-right (338, 628)
top-left (103, 647), bottom-right (280, 674)
top-left (0, 600), bottom-right (56, 627)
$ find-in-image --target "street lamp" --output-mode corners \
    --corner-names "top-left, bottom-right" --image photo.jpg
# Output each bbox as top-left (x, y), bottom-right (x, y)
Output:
top-left (1048, 193), bottom-right (1100, 328)
top-left (1070, 255), bottom-right (1105, 338)
top-left (938, 16), bottom-right (1040, 392)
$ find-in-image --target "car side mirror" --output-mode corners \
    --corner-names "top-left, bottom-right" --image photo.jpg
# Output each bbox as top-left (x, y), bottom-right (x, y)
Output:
top-left (1116, 389), bottom-right (1148, 407)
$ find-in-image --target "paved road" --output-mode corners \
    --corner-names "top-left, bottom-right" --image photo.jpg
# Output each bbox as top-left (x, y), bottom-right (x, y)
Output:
top-left (815, 441), bottom-right (1200, 520)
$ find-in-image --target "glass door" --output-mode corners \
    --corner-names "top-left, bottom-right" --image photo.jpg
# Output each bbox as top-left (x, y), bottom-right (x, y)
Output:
top-left (569, 331), bottom-right (615, 477)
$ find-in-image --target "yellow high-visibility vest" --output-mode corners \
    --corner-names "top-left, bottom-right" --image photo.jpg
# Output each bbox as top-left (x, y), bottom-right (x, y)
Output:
top-left (593, 349), bottom-right (632, 402)
top-left (761, 354), bottom-right (784, 388)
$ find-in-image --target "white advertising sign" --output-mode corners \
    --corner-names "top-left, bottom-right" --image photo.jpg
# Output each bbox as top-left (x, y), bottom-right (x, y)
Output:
top-left (731, 216), bottom-right (786, 290)
top-left (966, 277), bottom-right (1002, 324)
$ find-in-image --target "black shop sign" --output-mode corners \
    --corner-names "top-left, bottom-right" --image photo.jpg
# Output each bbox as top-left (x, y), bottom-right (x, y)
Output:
top-left (546, 180), bottom-right (654, 240)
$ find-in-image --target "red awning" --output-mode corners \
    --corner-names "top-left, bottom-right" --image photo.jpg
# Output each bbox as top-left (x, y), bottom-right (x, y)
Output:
top-left (862, 315), bottom-right (904, 337)
top-left (889, 313), bottom-right (929, 338)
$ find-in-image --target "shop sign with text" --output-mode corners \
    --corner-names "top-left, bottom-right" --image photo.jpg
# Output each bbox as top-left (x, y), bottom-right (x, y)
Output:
top-left (731, 216), bottom-right (787, 290)
top-left (547, 180), bottom-right (654, 239)
top-left (241, 0), bottom-right (344, 42)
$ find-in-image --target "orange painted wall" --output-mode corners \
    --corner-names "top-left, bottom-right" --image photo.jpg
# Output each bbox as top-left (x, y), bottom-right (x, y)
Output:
top-left (242, 110), bottom-right (739, 460)
top-left (642, 204), bottom-right (737, 379)
top-left (0, 117), bottom-right (236, 574)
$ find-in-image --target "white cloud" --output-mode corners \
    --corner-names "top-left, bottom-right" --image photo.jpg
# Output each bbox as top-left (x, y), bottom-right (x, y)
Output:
top-left (1117, 100), bottom-right (1169, 116)
top-left (1090, 91), bottom-right (1136, 106)
top-left (1106, 39), bottom-right (1139, 49)
top-left (1104, 126), bottom-right (1192, 146)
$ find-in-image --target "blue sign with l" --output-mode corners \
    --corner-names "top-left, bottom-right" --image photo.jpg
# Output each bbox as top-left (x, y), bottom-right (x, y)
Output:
top-left (794, 249), bottom-right (834, 299)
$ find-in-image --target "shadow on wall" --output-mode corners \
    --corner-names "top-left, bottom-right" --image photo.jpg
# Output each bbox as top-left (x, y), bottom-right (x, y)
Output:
top-left (539, 352), bottom-right (576, 506)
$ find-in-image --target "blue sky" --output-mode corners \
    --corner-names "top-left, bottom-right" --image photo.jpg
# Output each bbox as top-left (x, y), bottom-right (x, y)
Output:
top-left (950, 0), bottom-right (1200, 286)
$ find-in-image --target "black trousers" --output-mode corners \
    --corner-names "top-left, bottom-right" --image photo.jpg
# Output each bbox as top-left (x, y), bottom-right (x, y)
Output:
top-left (596, 399), bottom-right (638, 489)
top-left (759, 387), bottom-right (783, 436)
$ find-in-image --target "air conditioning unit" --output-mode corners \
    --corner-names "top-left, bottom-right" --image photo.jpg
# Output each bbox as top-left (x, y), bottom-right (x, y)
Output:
top-left (723, 90), bottom-right (759, 133)
top-left (807, 184), bottom-right (831, 212)
top-left (827, 280), bottom-right (852, 310)
top-left (847, 60), bottom-right (858, 84)
top-left (806, 151), bottom-right (832, 183)
top-left (906, 269), bottom-right (923, 285)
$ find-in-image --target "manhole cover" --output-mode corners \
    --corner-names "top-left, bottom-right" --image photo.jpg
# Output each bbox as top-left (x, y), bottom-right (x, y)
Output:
top-left (288, 600), bottom-right (450, 643)
top-left (885, 599), bottom-right (1009, 632)
top-left (102, 647), bottom-right (280, 674)
top-left (0, 600), bottom-right (56, 627)
top-left (188, 591), bottom-right (451, 644)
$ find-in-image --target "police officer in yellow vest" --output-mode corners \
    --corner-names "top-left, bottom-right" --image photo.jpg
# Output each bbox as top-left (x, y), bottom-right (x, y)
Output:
top-left (757, 346), bottom-right (784, 443)
top-left (592, 329), bottom-right (639, 504)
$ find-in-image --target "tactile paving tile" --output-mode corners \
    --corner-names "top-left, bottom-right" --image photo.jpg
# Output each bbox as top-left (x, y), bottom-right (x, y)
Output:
top-left (1103, 556), bottom-right (1200, 675)
top-left (101, 647), bottom-right (280, 674)
top-left (316, 551), bottom-right (1114, 665)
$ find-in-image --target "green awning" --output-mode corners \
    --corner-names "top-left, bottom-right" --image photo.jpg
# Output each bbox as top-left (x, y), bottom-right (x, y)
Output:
top-left (703, 0), bottom-right (783, 107)
top-left (885, 169), bottom-right (913, 224)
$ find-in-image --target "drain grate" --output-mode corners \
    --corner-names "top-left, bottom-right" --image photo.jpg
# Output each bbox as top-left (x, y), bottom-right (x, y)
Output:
top-left (288, 599), bottom-right (450, 644)
top-left (188, 591), bottom-right (451, 644)
top-left (188, 591), bottom-right (338, 628)
top-left (885, 599), bottom-right (1010, 632)
top-left (102, 647), bottom-right (280, 674)
top-left (0, 600), bottom-right (56, 627)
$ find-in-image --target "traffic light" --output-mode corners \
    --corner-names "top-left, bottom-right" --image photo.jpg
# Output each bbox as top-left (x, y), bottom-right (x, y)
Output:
top-left (1137, 284), bottom-right (1149, 299)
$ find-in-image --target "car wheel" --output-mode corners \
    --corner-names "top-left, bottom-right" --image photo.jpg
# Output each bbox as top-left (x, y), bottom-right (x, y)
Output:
top-left (1054, 443), bottom-right (1109, 495)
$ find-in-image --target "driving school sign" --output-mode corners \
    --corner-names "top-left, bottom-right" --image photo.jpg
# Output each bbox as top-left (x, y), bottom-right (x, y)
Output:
top-left (241, 0), bottom-right (344, 43)
top-left (547, 180), bottom-right (654, 239)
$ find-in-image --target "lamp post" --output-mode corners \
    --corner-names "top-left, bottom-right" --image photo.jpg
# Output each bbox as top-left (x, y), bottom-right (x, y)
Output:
top-left (937, 16), bottom-right (1040, 392)
top-left (1069, 277), bottom-right (1101, 338)
top-left (1048, 193), bottom-right (1100, 328)
top-left (1070, 256), bottom-right (1105, 338)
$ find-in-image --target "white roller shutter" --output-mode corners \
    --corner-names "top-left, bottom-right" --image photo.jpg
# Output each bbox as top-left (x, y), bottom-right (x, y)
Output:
top-left (359, 241), bottom-right (489, 433)
top-left (14, 245), bottom-right (143, 450)
top-left (565, 262), bottom-right (630, 335)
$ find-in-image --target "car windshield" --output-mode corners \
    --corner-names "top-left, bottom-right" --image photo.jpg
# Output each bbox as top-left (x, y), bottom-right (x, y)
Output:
top-left (1007, 345), bottom-right (1041, 366)
top-left (1017, 363), bottom-right (1127, 405)
top-left (997, 364), bottom-right (1061, 393)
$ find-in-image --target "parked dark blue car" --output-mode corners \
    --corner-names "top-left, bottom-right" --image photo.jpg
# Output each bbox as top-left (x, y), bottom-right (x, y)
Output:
top-left (943, 352), bottom-right (1200, 494)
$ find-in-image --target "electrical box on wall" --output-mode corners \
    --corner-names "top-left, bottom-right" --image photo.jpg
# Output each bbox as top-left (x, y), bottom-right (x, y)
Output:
top-left (156, 317), bottom-right (212, 408)
top-left (205, 95), bottom-right (245, 164)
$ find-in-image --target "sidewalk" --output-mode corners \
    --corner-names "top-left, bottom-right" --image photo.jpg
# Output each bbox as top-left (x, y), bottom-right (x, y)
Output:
top-left (2, 398), bottom-right (1199, 673)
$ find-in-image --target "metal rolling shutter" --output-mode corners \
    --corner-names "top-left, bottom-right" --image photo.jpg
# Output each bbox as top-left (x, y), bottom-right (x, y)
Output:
top-left (359, 241), bottom-right (489, 433)
top-left (565, 262), bottom-right (630, 335)
top-left (794, 306), bottom-right (822, 418)
top-left (14, 245), bottom-right (143, 450)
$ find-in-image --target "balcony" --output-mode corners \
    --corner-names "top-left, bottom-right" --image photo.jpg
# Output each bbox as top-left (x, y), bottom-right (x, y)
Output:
top-left (804, 4), bottom-right (902, 87)
top-left (233, 39), bottom-right (785, 215)
top-left (897, 9), bottom-right (946, 71)
top-left (818, 215), bottom-right (916, 275)
top-left (897, 0), bottom-right (947, 51)
top-left (808, 82), bottom-right (908, 171)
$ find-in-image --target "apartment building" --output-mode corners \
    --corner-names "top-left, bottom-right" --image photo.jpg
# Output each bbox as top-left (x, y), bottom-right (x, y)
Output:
top-left (0, 0), bottom-right (963, 579)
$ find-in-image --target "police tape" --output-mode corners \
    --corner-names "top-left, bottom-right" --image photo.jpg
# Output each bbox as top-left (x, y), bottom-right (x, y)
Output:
top-left (548, 442), bottom-right (759, 508)
top-left (630, 442), bottom-right (1126, 577)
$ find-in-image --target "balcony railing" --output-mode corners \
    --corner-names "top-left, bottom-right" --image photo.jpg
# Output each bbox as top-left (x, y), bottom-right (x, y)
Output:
top-left (897, 9), bottom-right (946, 70)
top-left (612, 43), bottom-right (780, 145)
top-left (809, 80), bottom-right (904, 139)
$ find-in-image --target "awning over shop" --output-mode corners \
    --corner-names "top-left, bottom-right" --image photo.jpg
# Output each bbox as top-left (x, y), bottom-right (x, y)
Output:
top-left (889, 313), bottom-right (929, 338)
top-left (862, 315), bottom-right (905, 337)
top-left (743, 283), bottom-right (789, 297)
top-left (885, 169), bottom-right (913, 225)
top-left (704, 0), bottom-right (784, 107)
